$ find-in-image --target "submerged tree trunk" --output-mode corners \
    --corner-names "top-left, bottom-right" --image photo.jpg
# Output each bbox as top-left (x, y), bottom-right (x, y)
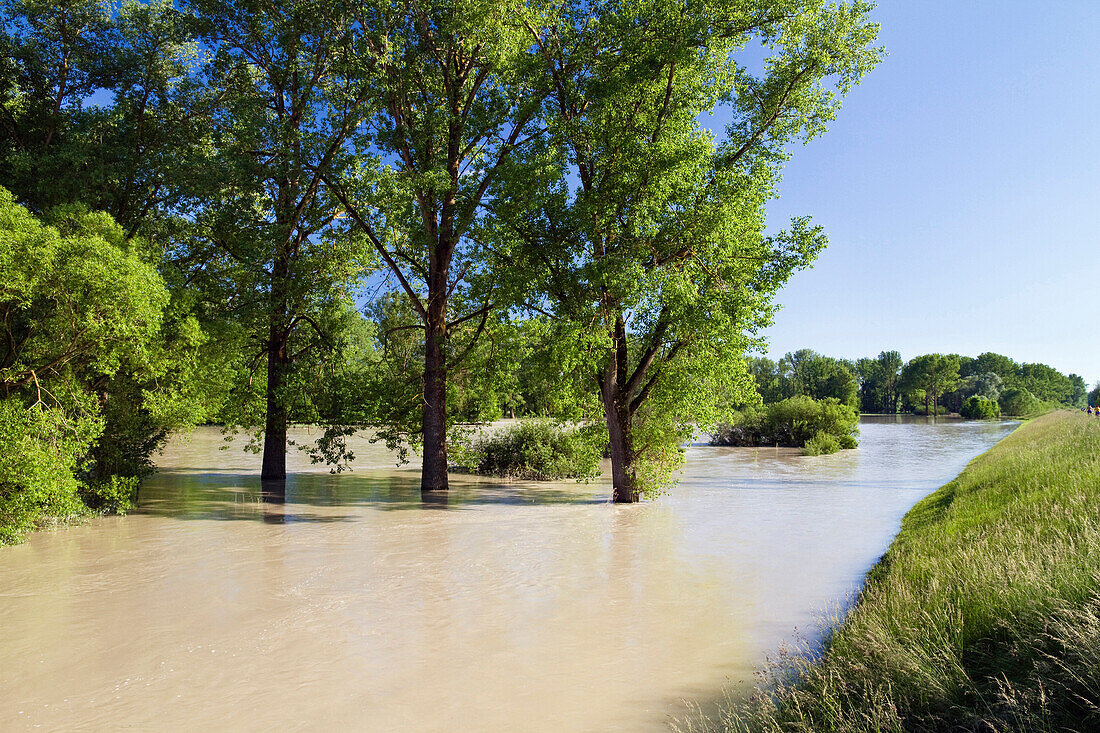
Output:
top-left (421, 311), bottom-right (449, 493)
top-left (261, 324), bottom-right (289, 481)
top-left (602, 383), bottom-right (639, 503)
top-left (601, 315), bottom-right (639, 503)
top-left (261, 251), bottom-right (290, 481)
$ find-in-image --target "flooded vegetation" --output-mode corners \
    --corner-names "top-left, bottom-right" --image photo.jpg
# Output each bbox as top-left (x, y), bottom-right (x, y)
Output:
top-left (0, 418), bottom-right (1014, 731)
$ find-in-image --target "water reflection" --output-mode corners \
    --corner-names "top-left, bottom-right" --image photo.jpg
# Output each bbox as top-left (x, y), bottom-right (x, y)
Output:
top-left (0, 418), bottom-right (1016, 732)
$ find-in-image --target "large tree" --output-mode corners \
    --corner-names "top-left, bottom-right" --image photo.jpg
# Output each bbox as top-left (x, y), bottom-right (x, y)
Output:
top-left (328, 0), bottom-right (554, 493)
top-left (496, 0), bottom-right (880, 501)
top-left (0, 0), bottom-right (231, 484)
top-left (186, 0), bottom-right (377, 481)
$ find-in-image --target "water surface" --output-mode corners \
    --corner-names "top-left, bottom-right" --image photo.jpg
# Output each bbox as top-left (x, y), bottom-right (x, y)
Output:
top-left (0, 418), bottom-right (1015, 731)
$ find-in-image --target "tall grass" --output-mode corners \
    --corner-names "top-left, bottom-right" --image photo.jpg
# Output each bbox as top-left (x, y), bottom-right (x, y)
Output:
top-left (684, 411), bottom-right (1100, 732)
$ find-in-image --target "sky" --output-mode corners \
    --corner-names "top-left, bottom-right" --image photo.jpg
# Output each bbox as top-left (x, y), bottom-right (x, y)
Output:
top-left (704, 1), bottom-right (1100, 386)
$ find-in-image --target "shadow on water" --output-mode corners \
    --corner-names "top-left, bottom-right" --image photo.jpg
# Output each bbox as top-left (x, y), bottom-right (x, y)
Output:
top-left (137, 467), bottom-right (607, 523)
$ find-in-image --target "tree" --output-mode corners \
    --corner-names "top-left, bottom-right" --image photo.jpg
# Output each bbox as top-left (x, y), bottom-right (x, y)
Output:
top-left (1067, 374), bottom-right (1087, 408)
top-left (329, 0), bottom-right (554, 493)
top-left (0, 187), bottom-right (173, 540)
top-left (780, 349), bottom-right (859, 408)
top-left (0, 0), bottom-right (235, 484)
top-left (967, 352), bottom-right (1020, 386)
top-left (496, 0), bottom-right (880, 501)
top-left (999, 387), bottom-right (1039, 417)
top-left (748, 356), bottom-right (786, 404)
top-left (0, 0), bottom-right (212, 235)
top-left (1017, 362), bottom-right (1076, 405)
top-left (186, 0), bottom-right (377, 481)
top-left (960, 395), bottom-right (999, 420)
top-left (861, 349), bottom-right (903, 413)
top-left (900, 353), bottom-right (960, 416)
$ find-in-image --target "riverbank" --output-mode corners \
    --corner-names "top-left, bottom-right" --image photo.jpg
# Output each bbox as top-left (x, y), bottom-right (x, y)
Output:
top-left (691, 410), bottom-right (1100, 732)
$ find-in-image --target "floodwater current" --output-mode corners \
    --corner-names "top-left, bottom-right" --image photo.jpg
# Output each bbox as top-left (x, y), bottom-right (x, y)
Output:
top-left (0, 417), bottom-right (1016, 732)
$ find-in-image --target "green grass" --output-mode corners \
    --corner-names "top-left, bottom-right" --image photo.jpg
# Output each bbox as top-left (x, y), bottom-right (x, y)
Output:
top-left (684, 410), bottom-right (1100, 733)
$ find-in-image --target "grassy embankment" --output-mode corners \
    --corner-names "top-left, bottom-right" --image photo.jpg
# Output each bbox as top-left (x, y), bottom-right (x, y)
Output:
top-left (694, 410), bottom-right (1100, 732)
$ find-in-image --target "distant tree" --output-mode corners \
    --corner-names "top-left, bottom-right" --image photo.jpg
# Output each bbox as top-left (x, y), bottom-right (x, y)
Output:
top-left (856, 350), bottom-right (902, 413)
top-left (900, 353), bottom-right (960, 416)
top-left (973, 371), bottom-right (1004, 402)
top-left (780, 349), bottom-right (859, 408)
top-left (748, 357), bottom-right (786, 404)
top-left (1089, 383), bottom-right (1099, 408)
top-left (1017, 362), bottom-right (1076, 405)
top-left (968, 352), bottom-right (1020, 386)
top-left (1067, 374), bottom-right (1088, 408)
top-left (1000, 387), bottom-right (1040, 417)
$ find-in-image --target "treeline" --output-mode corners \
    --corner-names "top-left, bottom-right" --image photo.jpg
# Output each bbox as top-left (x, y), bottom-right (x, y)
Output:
top-left (0, 0), bottom-right (881, 540)
top-left (747, 348), bottom-right (1089, 417)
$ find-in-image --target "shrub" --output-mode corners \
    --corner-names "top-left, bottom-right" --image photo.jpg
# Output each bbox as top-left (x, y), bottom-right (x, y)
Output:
top-left (0, 399), bottom-right (101, 544)
top-left (1000, 387), bottom-right (1040, 417)
top-left (459, 420), bottom-right (605, 480)
top-left (80, 475), bottom-right (140, 515)
top-left (712, 396), bottom-right (859, 451)
top-left (960, 395), bottom-right (1000, 420)
top-left (802, 430), bottom-right (841, 456)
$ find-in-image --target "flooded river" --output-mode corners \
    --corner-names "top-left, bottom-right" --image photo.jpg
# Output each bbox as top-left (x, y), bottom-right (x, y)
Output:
top-left (0, 417), bottom-right (1015, 731)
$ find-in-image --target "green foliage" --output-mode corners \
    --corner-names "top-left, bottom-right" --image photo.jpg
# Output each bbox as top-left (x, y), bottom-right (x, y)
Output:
top-left (711, 395), bottom-right (859, 450)
top-left (696, 412), bottom-right (1100, 732)
top-left (0, 187), bottom-right (196, 541)
top-left (801, 430), bottom-right (841, 456)
top-left (0, 0), bottom-right (210, 232)
top-left (457, 421), bottom-right (605, 481)
top-left (1000, 387), bottom-right (1041, 417)
top-left (0, 398), bottom-right (99, 544)
top-left (778, 349), bottom-right (860, 408)
top-left (900, 353), bottom-right (960, 415)
top-left (486, 0), bottom-right (881, 499)
top-left (79, 475), bottom-right (139, 515)
top-left (960, 394), bottom-right (1000, 420)
top-left (855, 350), bottom-right (902, 413)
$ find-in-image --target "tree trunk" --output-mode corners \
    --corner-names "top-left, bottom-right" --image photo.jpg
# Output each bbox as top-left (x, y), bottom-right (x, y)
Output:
top-left (421, 300), bottom-right (449, 494)
top-left (421, 322), bottom-right (449, 493)
top-left (261, 250), bottom-right (290, 481)
top-left (601, 318), bottom-right (639, 503)
top-left (604, 391), bottom-right (638, 503)
top-left (261, 324), bottom-right (289, 481)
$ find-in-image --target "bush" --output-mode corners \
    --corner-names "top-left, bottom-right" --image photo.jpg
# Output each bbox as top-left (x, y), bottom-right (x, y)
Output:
top-left (459, 420), bottom-right (605, 480)
top-left (0, 399), bottom-right (101, 544)
top-left (1000, 387), bottom-right (1040, 417)
top-left (80, 475), bottom-right (140, 514)
top-left (802, 430), bottom-right (841, 456)
top-left (711, 396), bottom-right (859, 451)
top-left (960, 395), bottom-right (1000, 420)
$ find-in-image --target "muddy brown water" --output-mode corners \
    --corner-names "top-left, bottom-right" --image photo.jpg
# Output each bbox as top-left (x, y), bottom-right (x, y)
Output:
top-left (0, 417), bottom-right (1015, 731)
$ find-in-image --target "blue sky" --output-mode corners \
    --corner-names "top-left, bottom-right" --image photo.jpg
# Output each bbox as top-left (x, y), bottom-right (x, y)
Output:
top-left (709, 1), bottom-right (1100, 385)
